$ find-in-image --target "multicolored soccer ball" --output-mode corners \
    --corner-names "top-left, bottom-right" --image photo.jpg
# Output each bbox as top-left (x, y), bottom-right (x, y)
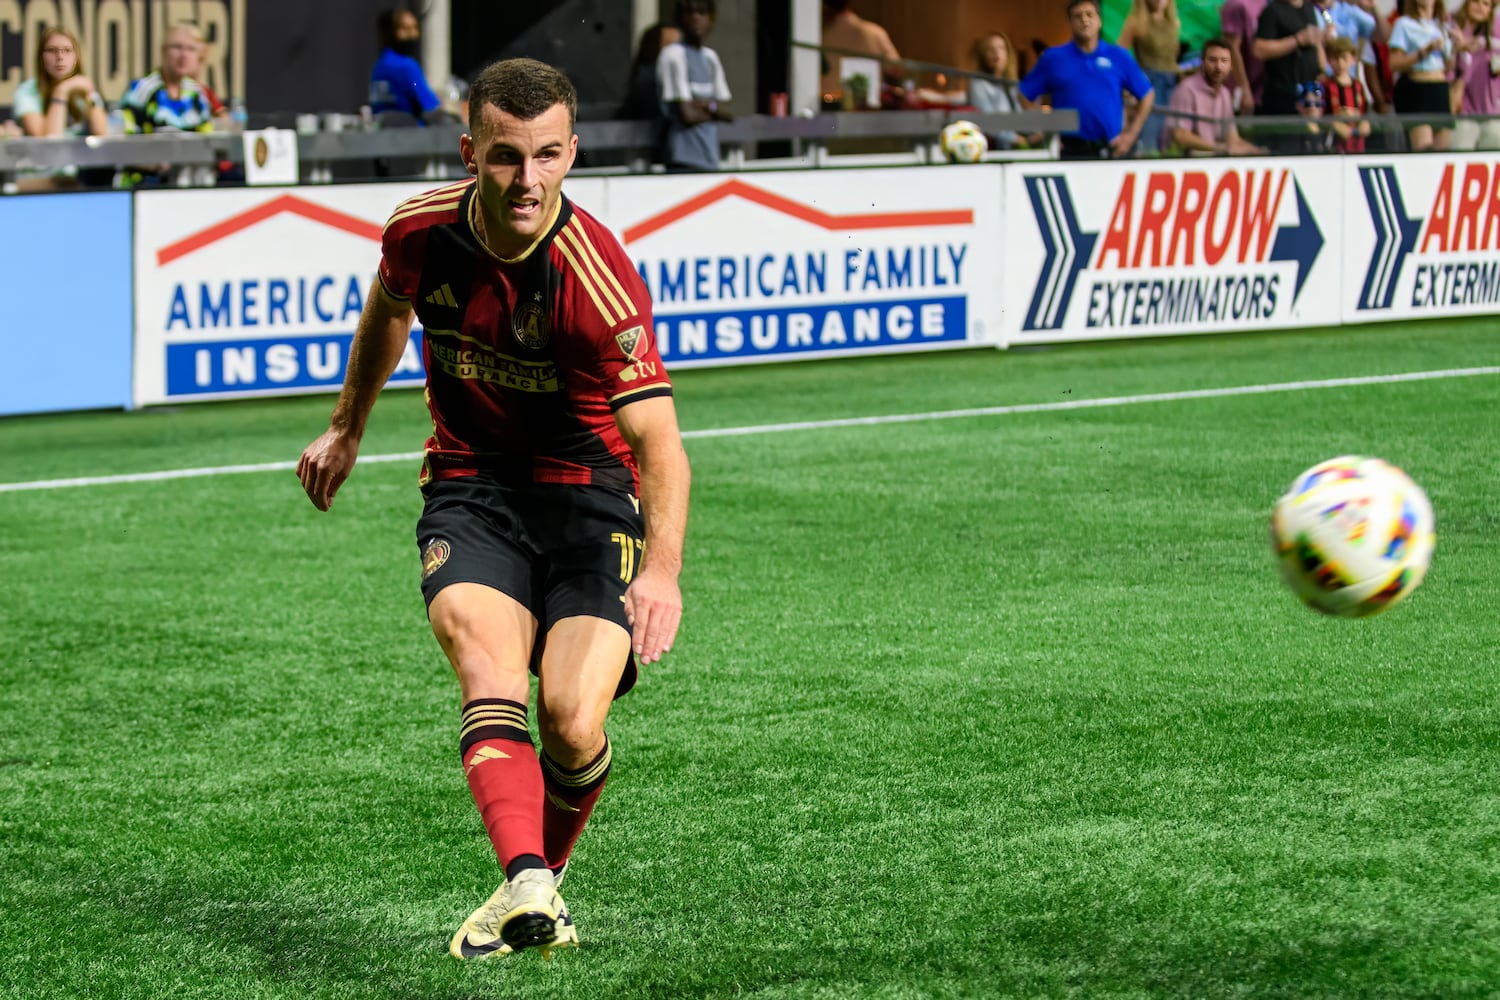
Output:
top-left (1270, 456), bottom-right (1435, 618)
top-left (939, 120), bottom-right (988, 163)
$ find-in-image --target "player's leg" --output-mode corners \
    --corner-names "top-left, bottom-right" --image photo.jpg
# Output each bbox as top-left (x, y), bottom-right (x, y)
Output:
top-left (531, 484), bottom-right (643, 878)
top-left (417, 481), bottom-right (563, 957)
top-left (536, 616), bottom-right (631, 873)
top-left (429, 582), bottom-right (566, 956)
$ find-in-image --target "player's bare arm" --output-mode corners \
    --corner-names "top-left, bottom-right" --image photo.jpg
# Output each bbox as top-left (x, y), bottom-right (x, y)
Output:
top-left (297, 283), bottom-right (414, 511)
top-left (614, 395), bottom-right (690, 664)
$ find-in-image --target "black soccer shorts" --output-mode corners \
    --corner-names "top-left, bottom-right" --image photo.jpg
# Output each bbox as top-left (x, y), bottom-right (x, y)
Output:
top-left (415, 476), bottom-right (644, 696)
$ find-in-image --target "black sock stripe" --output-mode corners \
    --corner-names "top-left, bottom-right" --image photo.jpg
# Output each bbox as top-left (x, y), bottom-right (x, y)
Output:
top-left (541, 737), bottom-right (612, 792)
top-left (459, 699), bottom-right (531, 756)
top-left (460, 725), bottom-right (532, 756)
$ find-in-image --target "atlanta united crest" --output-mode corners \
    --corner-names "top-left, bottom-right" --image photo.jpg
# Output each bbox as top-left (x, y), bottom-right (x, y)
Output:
top-left (421, 538), bottom-right (451, 580)
top-left (513, 302), bottom-right (550, 350)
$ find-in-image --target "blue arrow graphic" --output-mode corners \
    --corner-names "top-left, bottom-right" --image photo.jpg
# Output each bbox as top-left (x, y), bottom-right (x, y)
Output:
top-left (1269, 179), bottom-right (1324, 304)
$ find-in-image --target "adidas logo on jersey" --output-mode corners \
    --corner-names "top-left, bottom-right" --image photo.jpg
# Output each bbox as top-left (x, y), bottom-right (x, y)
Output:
top-left (425, 284), bottom-right (458, 308)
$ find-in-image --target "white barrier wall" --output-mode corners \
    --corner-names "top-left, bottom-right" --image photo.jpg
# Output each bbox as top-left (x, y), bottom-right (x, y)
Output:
top-left (109, 153), bottom-right (1500, 412)
top-left (609, 167), bottom-right (1004, 366)
top-left (131, 179), bottom-right (606, 406)
top-left (1342, 154), bottom-right (1500, 320)
top-left (1004, 158), bottom-right (1343, 344)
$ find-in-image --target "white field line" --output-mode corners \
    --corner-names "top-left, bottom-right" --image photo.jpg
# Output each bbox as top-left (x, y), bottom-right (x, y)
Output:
top-left (3, 365), bottom-right (1498, 494)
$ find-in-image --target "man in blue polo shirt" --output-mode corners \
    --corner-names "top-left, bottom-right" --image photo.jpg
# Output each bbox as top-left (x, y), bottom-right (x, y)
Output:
top-left (1020, 0), bottom-right (1155, 160)
top-left (370, 8), bottom-right (442, 123)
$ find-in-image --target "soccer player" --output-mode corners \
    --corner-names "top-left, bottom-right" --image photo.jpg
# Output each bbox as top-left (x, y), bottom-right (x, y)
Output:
top-left (296, 57), bottom-right (690, 959)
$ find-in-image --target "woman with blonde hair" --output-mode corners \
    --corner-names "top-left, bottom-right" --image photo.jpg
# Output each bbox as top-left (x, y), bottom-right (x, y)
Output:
top-left (1118, 0), bottom-right (1181, 153)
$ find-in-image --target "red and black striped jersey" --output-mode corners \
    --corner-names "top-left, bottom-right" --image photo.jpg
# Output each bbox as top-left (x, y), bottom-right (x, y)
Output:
top-left (378, 180), bottom-right (671, 493)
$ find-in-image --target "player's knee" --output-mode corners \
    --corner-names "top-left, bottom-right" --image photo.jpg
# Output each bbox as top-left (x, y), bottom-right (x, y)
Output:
top-left (538, 709), bottom-right (605, 764)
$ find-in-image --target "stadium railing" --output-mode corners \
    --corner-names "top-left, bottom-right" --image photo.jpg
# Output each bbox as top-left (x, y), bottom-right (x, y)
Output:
top-left (0, 108), bottom-right (1079, 191)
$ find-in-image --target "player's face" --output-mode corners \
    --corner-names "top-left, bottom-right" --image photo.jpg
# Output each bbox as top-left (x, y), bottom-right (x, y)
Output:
top-left (463, 102), bottom-right (577, 254)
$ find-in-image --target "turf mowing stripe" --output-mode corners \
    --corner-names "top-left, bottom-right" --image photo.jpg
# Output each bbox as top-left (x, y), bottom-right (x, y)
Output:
top-left (4, 364), bottom-right (1498, 493)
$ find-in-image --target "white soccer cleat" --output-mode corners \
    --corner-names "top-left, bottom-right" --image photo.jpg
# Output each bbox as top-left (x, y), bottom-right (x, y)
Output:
top-left (448, 868), bottom-right (577, 959)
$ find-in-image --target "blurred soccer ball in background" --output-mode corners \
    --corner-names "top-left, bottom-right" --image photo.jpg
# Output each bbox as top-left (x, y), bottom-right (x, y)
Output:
top-left (1270, 455), bottom-right (1435, 618)
top-left (939, 120), bottom-right (988, 164)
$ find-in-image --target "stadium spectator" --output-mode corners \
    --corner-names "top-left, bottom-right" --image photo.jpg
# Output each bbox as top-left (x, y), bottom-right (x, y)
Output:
top-left (121, 25), bottom-right (217, 134)
top-left (1117, 0), bottom-right (1182, 153)
top-left (370, 8), bottom-right (443, 124)
top-left (0, 119), bottom-right (20, 137)
top-left (1254, 0), bottom-right (1326, 148)
top-left (1321, 35), bottom-right (1373, 151)
top-left (1450, 0), bottom-right (1500, 149)
top-left (1221, 0), bottom-right (1268, 112)
top-left (1388, 0), bottom-right (1457, 151)
top-left (657, 0), bottom-right (733, 172)
top-left (966, 32), bottom-right (1024, 148)
top-left (298, 56), bottom-right (689, 962)
top-left (1164, 36), bottom-right (1267, 153)
top-left (1311, 0), bottom-right (1389, 109)
top-left (619, 24), bottom-right (680, 120)
top-left (180, 26), bottom-right (234, 129)
top-left (820, 0), bottom-right (902, 102)
top-left (11, 27), bottom-right (109, 192)
top-left (1019, 0), bottom-right (1154, 159)
top-left (119, 24), bottom-right (218, 188)
top-left (14, 27), bottom-right (107, 140)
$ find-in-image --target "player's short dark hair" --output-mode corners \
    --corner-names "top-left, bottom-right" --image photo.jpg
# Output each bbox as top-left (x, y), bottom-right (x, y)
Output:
top-left (1066, 0), bottom-right (1101, 15)
top-left (1202, 36), bottom-right (1233, 58)
top-left (467, 58), bottom-right (577, 134)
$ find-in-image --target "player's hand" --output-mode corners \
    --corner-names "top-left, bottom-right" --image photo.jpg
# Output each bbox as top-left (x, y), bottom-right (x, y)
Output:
top-left (296, 428), bottom-right (360, 511)
top-left (622, 564), bottom-right (682, 664)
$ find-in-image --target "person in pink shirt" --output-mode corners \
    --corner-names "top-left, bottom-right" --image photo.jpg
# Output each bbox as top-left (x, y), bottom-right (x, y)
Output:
top-left (1451, 0), bottom-right (1500, 149)
top-left (1221, 0), bottom-right (1268, 112)
top-left (1165, 37), bottom-right (1267, 152)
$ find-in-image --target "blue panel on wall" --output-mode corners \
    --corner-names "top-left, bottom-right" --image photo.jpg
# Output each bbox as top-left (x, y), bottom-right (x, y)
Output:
top-left (0, 192), bottom-right (133, 416)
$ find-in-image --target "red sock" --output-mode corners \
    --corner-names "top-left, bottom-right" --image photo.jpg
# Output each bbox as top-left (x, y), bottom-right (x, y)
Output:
top-left (460, 699), bottom-right (544, 872)
top-left (541, 736), bottom-right (613, 870)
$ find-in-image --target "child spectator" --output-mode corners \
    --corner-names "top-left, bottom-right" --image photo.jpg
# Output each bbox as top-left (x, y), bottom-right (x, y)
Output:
top-left (1321, 35), bottom-right (1372, 152)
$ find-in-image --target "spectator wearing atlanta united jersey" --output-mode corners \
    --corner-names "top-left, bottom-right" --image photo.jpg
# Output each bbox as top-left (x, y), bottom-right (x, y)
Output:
top-left (297, 57), bottom-right (690, 963)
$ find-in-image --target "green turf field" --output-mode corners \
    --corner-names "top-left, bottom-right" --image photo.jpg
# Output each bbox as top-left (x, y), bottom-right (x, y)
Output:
top-left (3, 318), bottom-right (1499, 999)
